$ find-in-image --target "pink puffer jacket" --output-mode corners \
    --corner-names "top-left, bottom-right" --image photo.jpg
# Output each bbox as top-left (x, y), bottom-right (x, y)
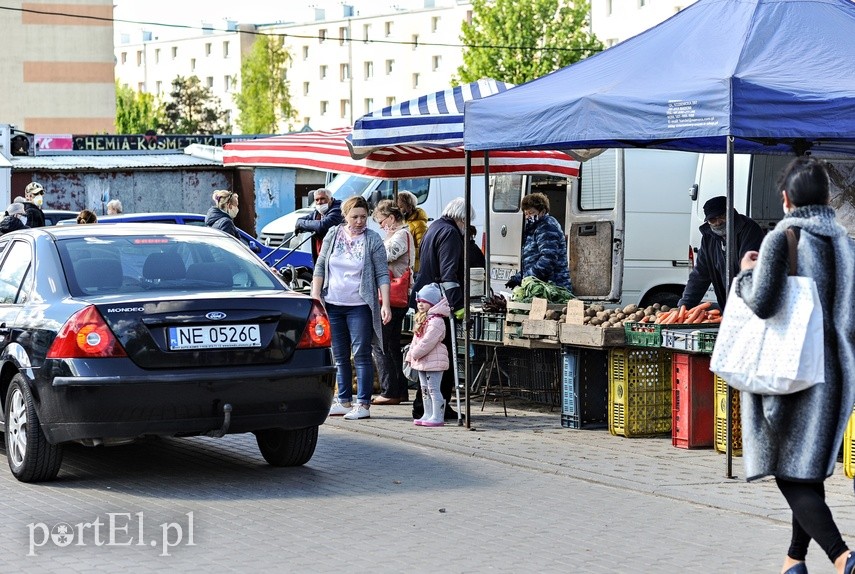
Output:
top-left (406, 297), bottom-right (450, 372)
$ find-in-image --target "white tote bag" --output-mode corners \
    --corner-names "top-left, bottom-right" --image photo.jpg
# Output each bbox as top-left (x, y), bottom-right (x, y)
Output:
top-left (710, 277), bottom-right (825, 395)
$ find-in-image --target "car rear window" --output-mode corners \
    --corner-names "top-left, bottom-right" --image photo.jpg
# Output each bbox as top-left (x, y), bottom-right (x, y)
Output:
top-left (57, 234), bottom-right (282, 297)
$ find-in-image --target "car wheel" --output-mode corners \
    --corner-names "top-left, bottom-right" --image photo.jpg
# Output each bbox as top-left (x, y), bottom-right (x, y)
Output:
top-left (640, 289), bottom-right (681, 309)
top-left (254, 426), bottom-right (318, 467)
top-left (5, 374), bottom-right (63, 482)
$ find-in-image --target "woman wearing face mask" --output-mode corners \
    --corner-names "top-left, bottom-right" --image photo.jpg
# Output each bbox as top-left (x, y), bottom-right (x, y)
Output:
top-left (505, 192), bottom-right (572, 291)
top-left (0, 202), bottom-right (30, 235)
top-left (312, 196), bottom-right (392, 421)
top-left (205, 190), bottom-right (241, 239)
top-left (677, 195), bottom-right (764, 310)
top-left (370, 200), bottom-right (415, 405)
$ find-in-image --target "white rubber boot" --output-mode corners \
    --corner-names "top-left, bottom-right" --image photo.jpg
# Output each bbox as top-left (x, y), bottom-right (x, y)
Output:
top-left (414, 386), bottom-right (432, 426)
top-left (423, 373), bottom-right (445, 427)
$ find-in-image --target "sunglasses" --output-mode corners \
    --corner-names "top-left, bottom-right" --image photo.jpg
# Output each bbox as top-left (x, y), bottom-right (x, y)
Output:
top-left (31, 190), bottom-right (45, 196)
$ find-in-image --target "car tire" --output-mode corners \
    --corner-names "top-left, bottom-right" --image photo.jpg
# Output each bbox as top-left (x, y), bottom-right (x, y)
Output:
top-left (5, 374), bottom-right (63, 482)
top-left (640, 289), bottom-right (681, 309)
top-left (254, 426), bottom-right (318, 467)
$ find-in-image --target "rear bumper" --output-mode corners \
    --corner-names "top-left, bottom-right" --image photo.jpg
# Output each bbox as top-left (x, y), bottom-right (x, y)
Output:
top-left (37, 366), bottom-right (336, 444)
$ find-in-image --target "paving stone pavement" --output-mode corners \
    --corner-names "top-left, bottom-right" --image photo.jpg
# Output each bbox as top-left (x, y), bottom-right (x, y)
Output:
top-left (0, 395), bottom-right (852, 573)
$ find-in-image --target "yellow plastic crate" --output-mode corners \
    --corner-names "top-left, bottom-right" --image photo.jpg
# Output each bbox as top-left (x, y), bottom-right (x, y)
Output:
top-left (714, 374), bottom-right (742, 456)
top-left (608, 347), bottom-right (672, 437)
top-left (844, 407), bottom-right (855, 478)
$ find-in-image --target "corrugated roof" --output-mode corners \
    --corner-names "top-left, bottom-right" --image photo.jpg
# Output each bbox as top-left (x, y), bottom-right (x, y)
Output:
top-left (10, 154), bottom-right (224, 171)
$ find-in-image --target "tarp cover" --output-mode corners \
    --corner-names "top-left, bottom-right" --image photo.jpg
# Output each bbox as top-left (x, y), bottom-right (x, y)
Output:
top-left (347, 78), bottom-right (512, 158)
top-left (464, 0), bottom-right (855, 155)
top-left (222, 127), bottom-right (579, 180)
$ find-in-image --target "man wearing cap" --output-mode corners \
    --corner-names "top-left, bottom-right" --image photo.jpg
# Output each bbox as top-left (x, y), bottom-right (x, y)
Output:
top-left (678, 195), bottom-right (764, 310)
top-left (0, 203), bottom-right (30, 235)
top-left (294, 188), bottom-right (342, 262)
top-left (22, 182), bottom-right (47, 228)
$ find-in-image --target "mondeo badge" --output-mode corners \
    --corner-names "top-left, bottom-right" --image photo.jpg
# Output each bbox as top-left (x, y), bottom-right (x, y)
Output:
top-left (206, 312), bottom-right (227, 320)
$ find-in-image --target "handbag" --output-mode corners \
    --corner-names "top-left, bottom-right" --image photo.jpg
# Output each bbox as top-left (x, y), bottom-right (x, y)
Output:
top-left (402, 344), bottom-right (419, 382)
top-left (710, 228), bottom-right (825, 395)
top-left (386, 233), bottom-right (412, 308)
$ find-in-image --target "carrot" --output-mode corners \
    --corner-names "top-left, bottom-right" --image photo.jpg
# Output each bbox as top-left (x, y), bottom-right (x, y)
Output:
top-left (689, 302), bottom-right (712, 313)
top-left (707, 309), bottom-right (721, 316)
top-left (684, 308), bottom-right (704, 324)
top-left (676, 305), bottom-right (687, 323)
top-left (661, 310), bottom-right (678, 324)
top-left (639, 315), bottom-right (650, 323)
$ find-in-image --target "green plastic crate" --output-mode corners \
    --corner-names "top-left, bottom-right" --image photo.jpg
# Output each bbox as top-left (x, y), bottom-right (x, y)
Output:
top-left (608, 347), bottom-right (672, 437)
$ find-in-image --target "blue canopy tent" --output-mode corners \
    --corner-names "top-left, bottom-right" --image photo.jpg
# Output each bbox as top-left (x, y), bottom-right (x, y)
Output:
top-left (462, 0), bottom-right (855, 471)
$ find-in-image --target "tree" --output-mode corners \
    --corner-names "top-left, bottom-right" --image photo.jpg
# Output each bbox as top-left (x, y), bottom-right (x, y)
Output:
top-left (161, 75), bottom-right (231, 134)
top-left (115, 82), bottom-right (165, 134)
top-left (234, 34), bottom-right (296, 134)
top-left (456, 0), bottom-right (603, 85)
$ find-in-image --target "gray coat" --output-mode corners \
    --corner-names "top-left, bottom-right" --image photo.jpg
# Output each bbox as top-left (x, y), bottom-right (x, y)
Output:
top-left (735, 205), bottom-right (855, 481)
top-left (313, 225), bottom-right (390, 346)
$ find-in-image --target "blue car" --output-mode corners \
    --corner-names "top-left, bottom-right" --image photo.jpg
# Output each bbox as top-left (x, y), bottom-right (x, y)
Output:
top-left (59, 212), bottom-right (314, 273)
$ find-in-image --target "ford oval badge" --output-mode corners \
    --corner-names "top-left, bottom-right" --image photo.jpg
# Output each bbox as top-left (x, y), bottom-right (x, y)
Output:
top-left (206, 312), bottom-right (227, 320)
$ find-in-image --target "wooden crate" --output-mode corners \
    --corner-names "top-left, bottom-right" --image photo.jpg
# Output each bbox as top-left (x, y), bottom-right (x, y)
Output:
top-left (504, 299), bottom-right (563, 348)
top-left (558, 323), bottom-right (625, 348)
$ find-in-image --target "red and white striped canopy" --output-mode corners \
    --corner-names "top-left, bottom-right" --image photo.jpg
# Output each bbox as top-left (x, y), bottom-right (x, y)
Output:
top-left (222, 127), bottom-right (579, 180)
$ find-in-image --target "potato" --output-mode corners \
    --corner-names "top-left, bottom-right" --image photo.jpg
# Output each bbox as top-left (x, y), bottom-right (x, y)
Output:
top-left (590, 317), bottom-right (602, 326)
top-left (623, 304), bottom-right (638, 314)
top-left (634, 310), bottom-right (646, 321)
top-left (615, 312), bottom-right (626, 321)
top-left (653, 303), bottom-right (662, 310)
top-left (596, 310), bottom-right (610, 320)
top-left (590, 304), bottom-right (605, 313)
top-left (661, 305), bottom-right (671, 312)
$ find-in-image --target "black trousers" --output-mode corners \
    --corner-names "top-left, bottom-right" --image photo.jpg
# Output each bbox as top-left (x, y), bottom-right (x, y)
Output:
top-left (776, 477), bottom-right (848, 563)
top-left (372, 306), bottom-right (408, 399)
top-left (411, 316), bottom-right (456, 419)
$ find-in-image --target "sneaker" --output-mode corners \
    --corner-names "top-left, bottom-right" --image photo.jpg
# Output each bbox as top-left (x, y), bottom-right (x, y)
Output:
top-left (329, 400), bottom-right (352, 416)
top-left (343, 405), bottom-right (370, 420)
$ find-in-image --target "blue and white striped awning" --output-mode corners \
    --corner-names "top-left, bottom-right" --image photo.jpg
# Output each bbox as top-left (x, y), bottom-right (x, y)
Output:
top-left (346, 78), bottom-right (513, 159)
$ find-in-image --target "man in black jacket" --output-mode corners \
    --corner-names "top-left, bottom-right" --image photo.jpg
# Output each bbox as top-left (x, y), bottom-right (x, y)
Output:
top-left (678, 195), bottom-right (764, 309)
top-left (294, 188), bottom-right (342, 262)
top-left (22, 182), bottom-right (46, 228)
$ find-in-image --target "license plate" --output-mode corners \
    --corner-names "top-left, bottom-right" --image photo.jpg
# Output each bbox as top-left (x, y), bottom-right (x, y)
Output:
top-left (490, 267), bottom-right (516, 281)
top-left (168, 324), bottom-right (261, 350)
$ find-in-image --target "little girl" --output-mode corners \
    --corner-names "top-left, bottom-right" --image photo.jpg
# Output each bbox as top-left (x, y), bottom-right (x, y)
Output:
top-left (405, 283), bottom-right (450, 427)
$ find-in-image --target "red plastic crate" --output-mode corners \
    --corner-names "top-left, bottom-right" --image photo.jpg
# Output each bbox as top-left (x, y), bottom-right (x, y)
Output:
top-left (671, 353), bottom-right (715, 449)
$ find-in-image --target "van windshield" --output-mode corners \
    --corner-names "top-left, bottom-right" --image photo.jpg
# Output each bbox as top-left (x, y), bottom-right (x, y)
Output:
top-left (329, 174), bottom-right (375, 200)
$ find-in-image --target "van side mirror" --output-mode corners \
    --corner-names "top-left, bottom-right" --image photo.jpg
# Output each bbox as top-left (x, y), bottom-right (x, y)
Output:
top-left (689, 183), bottom-right (699, 201)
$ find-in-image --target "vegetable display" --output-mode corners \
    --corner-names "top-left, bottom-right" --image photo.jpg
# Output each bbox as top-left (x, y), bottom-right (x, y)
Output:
top-left (511, 276), bottom-right (575, 304)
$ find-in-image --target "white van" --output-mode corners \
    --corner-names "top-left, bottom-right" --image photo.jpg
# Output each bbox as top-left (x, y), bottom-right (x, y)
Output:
top-left (488, 148), bottom-right (700, 306)
top-left (258, 172), bottom-right (487, 257)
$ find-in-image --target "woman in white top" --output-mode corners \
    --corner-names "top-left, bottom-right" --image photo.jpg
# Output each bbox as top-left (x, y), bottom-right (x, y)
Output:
top-left (312, 196), bottom-right (391, 420)
top-left (370, 200), bottom-right (416, 405)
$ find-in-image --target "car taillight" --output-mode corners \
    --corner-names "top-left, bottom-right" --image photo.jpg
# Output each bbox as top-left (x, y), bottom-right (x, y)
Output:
top-left (297, 301), bottom-right (331, 348)
top-left (47, 305), bottom-right (128, 359)
top-left (688, 245), bottom-right (695, 267)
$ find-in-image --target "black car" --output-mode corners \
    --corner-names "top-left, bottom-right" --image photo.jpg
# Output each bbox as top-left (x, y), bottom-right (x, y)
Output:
top-left (0, 223), bottom-right (335, 482)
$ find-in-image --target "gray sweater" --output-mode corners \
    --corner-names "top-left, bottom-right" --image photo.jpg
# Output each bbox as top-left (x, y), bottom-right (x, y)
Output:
top-left (735, 205), bottom-right (855, 481)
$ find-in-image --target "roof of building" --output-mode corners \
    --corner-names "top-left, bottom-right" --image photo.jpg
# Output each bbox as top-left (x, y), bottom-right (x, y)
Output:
top-left (9, 154), bottom-right (224, 171)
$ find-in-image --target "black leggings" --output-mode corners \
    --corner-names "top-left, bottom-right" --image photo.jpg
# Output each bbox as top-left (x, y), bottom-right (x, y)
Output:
top-left (776, 477), bottom-right (848, 563)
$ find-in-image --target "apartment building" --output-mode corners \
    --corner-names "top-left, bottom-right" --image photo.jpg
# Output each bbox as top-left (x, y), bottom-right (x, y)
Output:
top-left (0, 0), bottom-right (116, 133)
top-left (590, 0), bottom-right (696, 47)
top-left (115, 1), bottom-right (473, 133)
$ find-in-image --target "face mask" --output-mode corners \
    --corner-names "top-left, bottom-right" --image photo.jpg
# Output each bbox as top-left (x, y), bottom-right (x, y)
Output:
top-left (316, 203), bottom-right (329, 215)
top-left (709, 223), bottom-right (726, 237)
top-left (525, 215), bottom-right (538, 225)
top-left (227, 206), bottom-right (239, 219)
top-left (16, 215), bottom-right (27, 226)
top-left (33, 196), bottom-right (44, 207)
top-left (347, 224), bottom-right (365, 236)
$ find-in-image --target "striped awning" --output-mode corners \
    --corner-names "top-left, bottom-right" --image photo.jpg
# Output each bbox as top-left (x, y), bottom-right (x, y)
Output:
top-left (222, 127), bottom-right (580, 180)
top-left (346, 78), bottom-right (513, 159)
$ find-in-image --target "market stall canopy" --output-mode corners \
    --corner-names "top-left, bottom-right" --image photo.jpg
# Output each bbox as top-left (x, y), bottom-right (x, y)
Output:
top-left (222, 127), bottom-right (579, 180)
top-left (347, 78), bottom-right (512, 158)
top-left (464, 0), bottom-right (855, 155)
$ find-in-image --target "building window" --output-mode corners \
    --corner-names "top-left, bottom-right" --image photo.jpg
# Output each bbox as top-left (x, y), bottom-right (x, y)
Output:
top-left (155, 80), bottom-right (162, 93)
top-left (384, 21), bottom-right (392, 37)
top-left (154, 48), bottom-right (160, 63)
top-left (223, 41), bottom-right (230, 58)
top-left (364, 61), bottom-right (374, 79)
top-left (363, 23), bottom-right (371, 43)
top-left (171, 46), bottom-right (178, 59)
top-left (224, 75), bottom-right (232, 91)
top-left (466, 10), bottom-right (473, 24)
top-left (340, 99), bottom-right (350, 119)
top-left (320, 65), bottom-right (327, 79)
top-left (639, 0), bottom-right (647, 6)
top-left (431, 16), bottom-right (440, 32)
top-left (412, 34), bottom-right (419, 49)
top-left (412, 73), bottom-right (420, 89)
top-left (339, 26), bottom-right (348, 46)
top-left (320, 101), bottom-right (329, 115)
top-left (432, 55), bottom-right (441, 71)
top-left (120, 52), bottom-right (127, 64)
top-left (364, 98), bottom-right (373, 113)
top-left (205, 43), bottom-right (212, 56)
top-left (385, 59), bottom-right (394, 75)
top-left (303, 117), bottom-right (310, 127)
top-left (302, 45), bottom-right (309, 60)
top-left (138, 82), bottom-right (145, 92)
top-left (136, 50), bottom-right (143, 66)
top-left (318, 28), bottom-right (327, 43)
top-left (607, 0), bottom-right (613, 15)
top-left (206, 76), bottom-right (214, 88)
top-left (340, 63), bottom-right (350, 81)
top-left (190, 58), bottom-right (196, 71)
top-left (386, 96), bottom-right (396, 107)
top-left (303, 81), bottom-right (309, 96)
